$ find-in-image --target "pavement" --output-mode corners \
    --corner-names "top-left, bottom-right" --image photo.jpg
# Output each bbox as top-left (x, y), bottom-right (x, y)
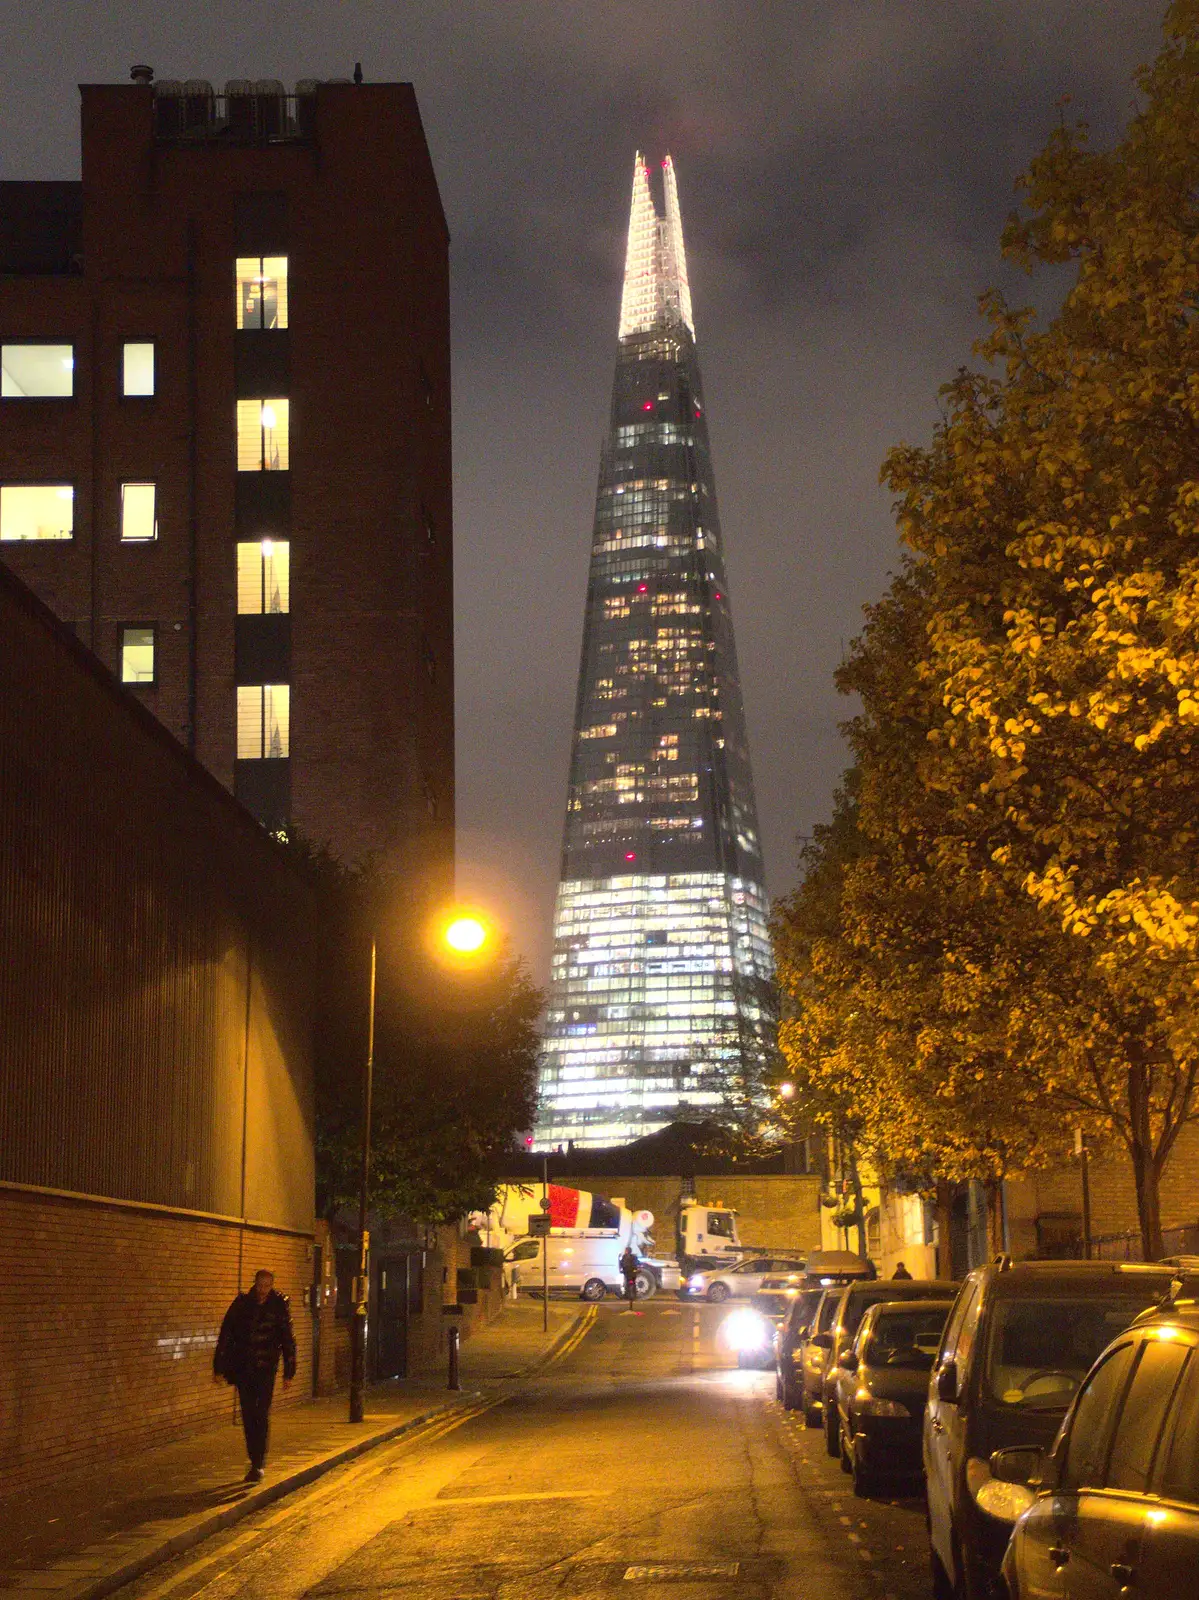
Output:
top-left (0, 1296), bottom-right (588, 1599)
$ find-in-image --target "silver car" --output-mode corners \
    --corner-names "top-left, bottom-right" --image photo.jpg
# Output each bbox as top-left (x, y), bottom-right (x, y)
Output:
top-left (688, 1255), bottom-right (807, 1303)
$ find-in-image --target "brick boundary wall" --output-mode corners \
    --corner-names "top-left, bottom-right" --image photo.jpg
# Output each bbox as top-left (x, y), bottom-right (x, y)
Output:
top-left (0, 1186), bottom-right (312, 1498)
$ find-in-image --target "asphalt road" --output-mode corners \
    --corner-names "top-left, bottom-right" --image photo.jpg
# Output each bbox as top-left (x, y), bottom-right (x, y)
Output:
top-left (119, 1302), bottom-right (934, 1600)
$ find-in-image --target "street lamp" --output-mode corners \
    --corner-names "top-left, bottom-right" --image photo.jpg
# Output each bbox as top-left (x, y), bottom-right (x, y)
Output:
top-left (778, 1081), bottom-right (795, 1100)
top-left (348, 907), bottom-right (495, 1425)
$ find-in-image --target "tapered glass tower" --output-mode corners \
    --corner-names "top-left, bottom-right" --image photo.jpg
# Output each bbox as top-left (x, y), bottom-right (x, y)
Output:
top-left (536, 154), bottom-right (772, 1149)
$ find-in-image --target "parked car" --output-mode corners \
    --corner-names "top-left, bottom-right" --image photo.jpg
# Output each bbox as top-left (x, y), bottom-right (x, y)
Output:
top-left (924, 1259), bottom-right (1183, 1600)
top-left (686, 1255), bottom-right (808, 1303)
top-left (776, 1286), bottom-right (827, 1409)
top-left (798, 1285), bottom-right (846, 1425)
top-left (833, 1298), bottom-right (952, 1496)
top-left (990, 1290), bottom-right (1199, 1598)
top-left (753, 1270), bottom-right (808, 1321)
top-left (821, 1278), bottom-right (959, 1456)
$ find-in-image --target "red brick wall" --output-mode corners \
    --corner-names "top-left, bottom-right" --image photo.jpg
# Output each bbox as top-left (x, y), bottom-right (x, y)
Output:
top-left (0, 1187), bottom-right (313, 1497)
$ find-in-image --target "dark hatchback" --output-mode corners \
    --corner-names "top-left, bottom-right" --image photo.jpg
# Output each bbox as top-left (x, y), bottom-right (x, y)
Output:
top-left (833, 1298), bottom-right (953, 1496)
top-left (822, 1278), bottom-right (959, 1457)
top-left (924, 1260), bottom-right (1184, 1600)
top-left (774, 1286), bottom-right (827, 1409)
top-left (989, 1294), bottom-right (1199, 1599)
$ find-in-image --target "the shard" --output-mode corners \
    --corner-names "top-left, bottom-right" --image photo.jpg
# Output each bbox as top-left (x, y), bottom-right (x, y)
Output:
top-left (536, 154), bottom-right (773, 1149)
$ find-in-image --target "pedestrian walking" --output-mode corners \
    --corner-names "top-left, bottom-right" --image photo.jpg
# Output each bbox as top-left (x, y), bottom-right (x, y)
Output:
top-left (892, 1261), bottom-right (913, 1280)
top-left (619, 1245), bottom-right (639, 1309)
top-left (214, 1269), bottom-right (296, 1483)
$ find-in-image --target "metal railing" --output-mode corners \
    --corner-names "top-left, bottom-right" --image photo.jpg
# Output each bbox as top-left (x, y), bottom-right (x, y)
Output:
top-left (154, 91), bottom-right (315, 145)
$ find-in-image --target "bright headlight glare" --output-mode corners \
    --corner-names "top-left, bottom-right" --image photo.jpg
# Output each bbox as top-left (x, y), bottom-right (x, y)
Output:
top-left (688, 1273), bottom-right (706, 1288)
top-left (722, 1309), bottom-right (769, 1352)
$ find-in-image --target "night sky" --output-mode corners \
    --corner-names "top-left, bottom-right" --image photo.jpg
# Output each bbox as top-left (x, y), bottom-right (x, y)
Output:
top-left (2, 3), bottom-right (1165, 980)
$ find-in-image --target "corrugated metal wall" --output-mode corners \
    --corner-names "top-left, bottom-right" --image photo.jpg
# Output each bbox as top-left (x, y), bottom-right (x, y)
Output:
top-left (0, 561), bottom-right (315, 1232)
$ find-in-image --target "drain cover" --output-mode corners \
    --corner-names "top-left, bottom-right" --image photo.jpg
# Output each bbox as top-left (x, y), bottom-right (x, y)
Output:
top-left (624, 1563), bottom-right (740, 1582)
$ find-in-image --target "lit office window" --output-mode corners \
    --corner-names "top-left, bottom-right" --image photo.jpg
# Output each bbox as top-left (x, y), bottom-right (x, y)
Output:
top-left (0, 484), bottom-right (74, 541)
top-left (122, 342), bottom-right (155, 396)
top-left (235, 257), bottom-right (289, 329)
top-left (120, 483), bottom-right (157, 542)
top-left (236, 399), bottom-right (289, 471)
top-left (237, 539), bottom-right (290, 613)
top-left (120, 626), bottom-right (155, 684)
top-left (1, 343), bottom-right (74, 398)
top-left (237, 684), bottom-right (290, 759)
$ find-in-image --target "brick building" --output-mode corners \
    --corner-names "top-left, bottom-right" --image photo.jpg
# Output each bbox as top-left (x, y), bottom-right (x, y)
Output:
top-left (0, 71), bottom-right (453, 886)
top-left (0, 561), bottom-right (316, 1495)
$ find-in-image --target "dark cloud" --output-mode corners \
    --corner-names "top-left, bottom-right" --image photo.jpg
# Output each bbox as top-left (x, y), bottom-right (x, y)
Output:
top-left (1, 1), bottom-right (1166, 976)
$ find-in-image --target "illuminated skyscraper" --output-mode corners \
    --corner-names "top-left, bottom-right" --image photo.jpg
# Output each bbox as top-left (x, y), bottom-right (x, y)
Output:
top-left (537, 153), bottom-right (772, 1149)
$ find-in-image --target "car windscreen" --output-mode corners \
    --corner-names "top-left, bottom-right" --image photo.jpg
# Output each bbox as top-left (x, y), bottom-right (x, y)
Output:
top-left (985, 1295), bottom-right (1163, 1410)
top-left (816, 1292), bottom-right (840, 1334)
top-left (864, 1307), bottom-right (950, 1369)
top-left (786, 1289), bottom-right (824, 1335)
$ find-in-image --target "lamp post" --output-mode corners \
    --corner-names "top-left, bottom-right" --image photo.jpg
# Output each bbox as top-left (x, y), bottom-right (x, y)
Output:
top-left (348, 938), bottom-right (376, 1424)
top-left (347, 909), bottom-right (492, 1424)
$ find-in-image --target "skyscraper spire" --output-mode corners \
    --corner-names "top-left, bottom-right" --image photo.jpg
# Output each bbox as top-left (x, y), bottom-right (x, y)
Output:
top-left (617, 151), bottom-right (696, 341)
top-left (537, 155), bottom-right (771, 1150)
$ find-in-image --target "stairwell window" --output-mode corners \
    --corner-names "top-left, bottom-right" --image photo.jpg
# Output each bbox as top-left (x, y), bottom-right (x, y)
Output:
top-left (2, 343), bottom-right (74, 398)
top-left (237, 539), bottom-right (290, 613)
top-left (122, 342), bottom-right (155, 396)
top-left (236, 257), bottom-right (289, 329)
top-left (120, 483), bottom-right (157, 543)
top-left (120, 626), bottom-right (156, 685)
top-left (237, 399), bottom-right (289, 471)
top-left (237, 684), bottom-right (290, 759)
top-left (1, 484), bottom-right (74, 540)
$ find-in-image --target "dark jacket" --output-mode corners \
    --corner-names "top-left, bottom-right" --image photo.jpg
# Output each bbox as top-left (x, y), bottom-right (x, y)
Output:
top-left (214, 1289), bottom-right (297, 1385)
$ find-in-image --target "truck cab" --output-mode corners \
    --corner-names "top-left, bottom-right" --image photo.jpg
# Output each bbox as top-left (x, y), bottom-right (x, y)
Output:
top-left (677, 1200), bottom-right (743, 1274)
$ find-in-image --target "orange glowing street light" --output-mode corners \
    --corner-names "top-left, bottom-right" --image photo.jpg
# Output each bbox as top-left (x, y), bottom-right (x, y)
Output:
top-left (444, 914), bottom-right (488, 954)
top-left (778, 1081), bottom-right (795, 1100)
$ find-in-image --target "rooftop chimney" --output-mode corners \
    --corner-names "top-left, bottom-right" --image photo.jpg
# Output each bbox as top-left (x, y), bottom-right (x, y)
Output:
top-left (130, 64), bottom-right (154, 85)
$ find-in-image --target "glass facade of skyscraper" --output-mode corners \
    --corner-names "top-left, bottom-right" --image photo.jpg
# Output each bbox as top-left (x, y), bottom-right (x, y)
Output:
top-left (537, 154), bottom-right (773, 1149)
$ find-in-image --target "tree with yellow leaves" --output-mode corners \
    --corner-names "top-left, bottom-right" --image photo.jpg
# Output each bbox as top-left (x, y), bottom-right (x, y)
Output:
top-left (873, 2), bottom-right (1199, 1256)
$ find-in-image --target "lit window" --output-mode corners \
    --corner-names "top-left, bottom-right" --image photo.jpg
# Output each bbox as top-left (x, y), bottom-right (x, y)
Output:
top-left (237, 540), bottom-right (290, 613)
top-left (237, 399), bottom-right (289, 472)
top-left (235, 257), bottom-right (289, 330)
top-left (122, 342), bottom-right (155, 396)
top-left (0, 484), bottom-right (73, 541)
top-left (1, 343), bottom-right (74, 398)
top-left (120, 626), bottom-right (155, 684)
top-left (120, 483), bottom-right (157, 542)
top-left (237, 684), bottom-right (290, 759)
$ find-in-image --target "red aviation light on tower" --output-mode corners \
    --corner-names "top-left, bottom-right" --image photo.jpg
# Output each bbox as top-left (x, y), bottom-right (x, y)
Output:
top-left (624, 852), bottom-right (637, 862)
top-left (642, 400), bottom-right (654, 411)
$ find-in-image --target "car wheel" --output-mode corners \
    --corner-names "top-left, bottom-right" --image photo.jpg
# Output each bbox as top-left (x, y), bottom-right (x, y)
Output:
top-left (781, 1377), bottom-right (799, 1411)
top-left (839, 1424), bottom-right (852, 1475)
top-left (633, 1268), bottom-right (656, 1300)
top-left (580, 1278), bottom-right (606, 1302)
top-left (803, 1400), bottom-right (821, 1428)
top-left (707, 1282), bottom-right (730, 1303)
top-left (824, 1404), bottom-right (840, 1458)
top-left (852, 1455), bottom-right (875, 1498)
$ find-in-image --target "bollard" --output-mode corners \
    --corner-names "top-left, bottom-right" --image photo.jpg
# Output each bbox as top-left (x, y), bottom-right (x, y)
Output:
top-left (447, 1323), bottom-right (461, 1391)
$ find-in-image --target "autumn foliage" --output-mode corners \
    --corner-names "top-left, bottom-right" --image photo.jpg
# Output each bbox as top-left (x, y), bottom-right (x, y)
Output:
top-left (775, 4), bottom-right (1199, 1257)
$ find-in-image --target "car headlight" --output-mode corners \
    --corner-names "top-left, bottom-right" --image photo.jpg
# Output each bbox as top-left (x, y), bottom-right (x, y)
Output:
top-left (723, 1308), bottom-right (770, 1352)
top-left (688, 1273), bottom-right (706, 1289)
top-left (853, 1390), bottom-right (910, 1418)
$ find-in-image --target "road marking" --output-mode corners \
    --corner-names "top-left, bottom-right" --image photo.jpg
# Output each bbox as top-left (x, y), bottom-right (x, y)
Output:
top-left (434, 1489), bottom-right (613, 1505)
top-left (545, 1304), bottom-right (597, 1365)
top-left (624, 1563), bottom-right (740, 1581)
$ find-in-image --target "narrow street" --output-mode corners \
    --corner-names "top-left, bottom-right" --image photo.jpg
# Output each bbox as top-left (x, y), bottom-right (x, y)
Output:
top-left (118, 1304), bottom-right (932, 1600)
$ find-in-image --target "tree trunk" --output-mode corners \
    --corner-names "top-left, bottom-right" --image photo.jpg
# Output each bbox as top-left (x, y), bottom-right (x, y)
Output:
top-left (846, 1144), bottom-right (868, 1261)
top-left (1126, 1052), bottom-right (1164, 1260)
top-left (984, 1179), bottom-right (1006, 1257)
top-left (935, 1179), bottom-right (956, 1279)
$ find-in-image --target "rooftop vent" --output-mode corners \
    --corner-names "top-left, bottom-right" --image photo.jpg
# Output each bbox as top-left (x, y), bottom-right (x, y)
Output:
top-left (130, 64), bottom-right (154, 85)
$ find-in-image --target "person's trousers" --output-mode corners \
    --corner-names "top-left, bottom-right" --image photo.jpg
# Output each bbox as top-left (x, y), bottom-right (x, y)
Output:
top-left (236, 1368), bottom-right (276, 1469)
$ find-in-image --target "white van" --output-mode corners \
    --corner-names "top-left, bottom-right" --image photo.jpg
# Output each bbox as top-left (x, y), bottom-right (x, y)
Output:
top-left (505, 1233), bottom-right (678, 1301)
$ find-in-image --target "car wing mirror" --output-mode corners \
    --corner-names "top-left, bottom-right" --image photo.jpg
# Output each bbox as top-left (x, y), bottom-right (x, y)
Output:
top-left (841, 1351), bottom-right (858, 1372)
top-left (935, 1359), bottom-right (959, 1403)
top-left (989, 1446), bottom-right (1044, 1487)
top-left (811, 1332), bottom-right (833, 1350)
